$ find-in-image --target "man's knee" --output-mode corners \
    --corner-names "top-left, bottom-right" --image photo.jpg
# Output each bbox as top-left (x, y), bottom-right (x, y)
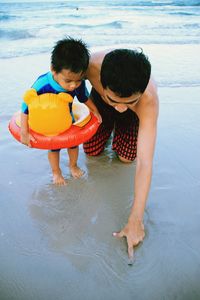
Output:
top-left (85, 152), bottom-right (101, 157)
top-left (118, 155), bottom-right (135, 163)
top-left (83, 147), bottom-right (104, 157)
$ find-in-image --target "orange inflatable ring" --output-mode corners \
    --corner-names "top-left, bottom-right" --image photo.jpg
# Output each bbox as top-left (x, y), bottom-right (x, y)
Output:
top-left (8, 105), bottom-right (99, 150)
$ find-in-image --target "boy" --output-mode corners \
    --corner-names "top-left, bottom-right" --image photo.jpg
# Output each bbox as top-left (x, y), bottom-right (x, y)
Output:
top-left (20, 37), bottom-right (101, 186)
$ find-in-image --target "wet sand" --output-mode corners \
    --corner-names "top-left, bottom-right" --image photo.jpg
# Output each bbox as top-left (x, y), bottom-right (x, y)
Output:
top-left (0, 52), bottom-right (200, 300)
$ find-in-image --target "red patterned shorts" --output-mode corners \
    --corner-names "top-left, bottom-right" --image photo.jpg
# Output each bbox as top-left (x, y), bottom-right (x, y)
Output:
top-left (83, 89), bottom-right (139, 161)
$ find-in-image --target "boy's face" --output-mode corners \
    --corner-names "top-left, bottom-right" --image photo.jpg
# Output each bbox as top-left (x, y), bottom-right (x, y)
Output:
top-left (103, 87), bottom-right (142, 113)
top-left (52, 68), bottom-right (85, 91)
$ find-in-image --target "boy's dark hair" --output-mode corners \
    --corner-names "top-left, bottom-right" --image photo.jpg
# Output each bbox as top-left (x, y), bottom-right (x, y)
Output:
top-left (51, 36), bottom-right (90, 74)
top-left (100, 49), bottom-right (151, 97)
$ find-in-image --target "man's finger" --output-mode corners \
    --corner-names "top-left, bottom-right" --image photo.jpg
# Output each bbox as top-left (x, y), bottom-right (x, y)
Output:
top-left (127, 246), bottom-right (135, 265)
top-left (112, 231), bottom-right (124, 238)
top-left (128, 246), bottom-right (134, 260)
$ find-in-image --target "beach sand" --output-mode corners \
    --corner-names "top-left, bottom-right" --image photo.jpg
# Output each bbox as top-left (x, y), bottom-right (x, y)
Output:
top-left (0, 51), bottom-right (200, 300)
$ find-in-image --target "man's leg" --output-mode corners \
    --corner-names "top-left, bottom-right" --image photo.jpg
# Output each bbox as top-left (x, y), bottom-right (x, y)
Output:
top-left (83, 123), bottom-right (113, 156)
top-left (112, 110), bottom-right (139, 162)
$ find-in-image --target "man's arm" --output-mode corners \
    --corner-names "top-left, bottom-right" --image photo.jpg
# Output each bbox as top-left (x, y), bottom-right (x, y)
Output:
top-left (114, 93), bottom-right (159, 260)
top-left (131, 109), bottom-right (157, 219)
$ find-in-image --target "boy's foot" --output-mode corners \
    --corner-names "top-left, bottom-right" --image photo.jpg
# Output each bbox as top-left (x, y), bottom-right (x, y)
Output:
top-left (53, 172), bottom-right (67, 186)
top-left (70, 165), bottom-right (84, 179)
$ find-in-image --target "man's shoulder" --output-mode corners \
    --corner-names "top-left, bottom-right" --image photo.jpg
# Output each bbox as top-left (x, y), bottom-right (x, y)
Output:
top-left (143, 77), bottom-right (158, 105)
top-left (137, 79), bottom-right (159, 121)
top-left (90, 49), bottom-right (111, 63)
top-left (87, 51), bottom-right (104, 77)
top-left (87, 49), bottom-right (113, 75)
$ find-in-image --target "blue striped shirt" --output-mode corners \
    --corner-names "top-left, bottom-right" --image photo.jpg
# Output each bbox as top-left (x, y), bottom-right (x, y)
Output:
top-left (21, 72), bottom-right (89, 114)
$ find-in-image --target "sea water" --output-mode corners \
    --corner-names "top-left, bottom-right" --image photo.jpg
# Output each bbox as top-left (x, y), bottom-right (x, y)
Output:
top-left (0, 0), bottom-right (200, 86)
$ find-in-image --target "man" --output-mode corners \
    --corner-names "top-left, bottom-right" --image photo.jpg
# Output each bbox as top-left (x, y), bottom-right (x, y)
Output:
top-left (84, 48), bottom-right (159, 259)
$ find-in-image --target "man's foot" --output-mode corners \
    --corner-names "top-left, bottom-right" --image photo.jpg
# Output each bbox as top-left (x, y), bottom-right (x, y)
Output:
top-left (70, 165), bottom-right (84, 179)
top-left (52, 172), bottom-right (67, 186)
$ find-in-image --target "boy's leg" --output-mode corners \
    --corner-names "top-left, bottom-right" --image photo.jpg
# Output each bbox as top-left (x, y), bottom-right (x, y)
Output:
top-left (68, 146), bottom-right (84, 179)
top-left (48, 150), bottom-right (66, 185)
top-left (113, 110), bottom-right (139, 162)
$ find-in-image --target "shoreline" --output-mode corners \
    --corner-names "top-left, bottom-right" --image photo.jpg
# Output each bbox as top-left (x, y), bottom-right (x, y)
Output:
top-left (1, 43), bottom-right (200, 90)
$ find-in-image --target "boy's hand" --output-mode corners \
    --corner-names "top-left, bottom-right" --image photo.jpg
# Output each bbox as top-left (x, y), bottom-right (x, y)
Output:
top-left (93, 111), bottom-right (102, 124)
top-left (113, 218), bottom-right (145, 261)
top-left (20, 131), bottom-right (36, 148)
top-left (84, 98), bottom-right (102, 124)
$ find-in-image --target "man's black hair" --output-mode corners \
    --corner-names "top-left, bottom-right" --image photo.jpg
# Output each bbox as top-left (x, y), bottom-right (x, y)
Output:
top-left (100, 49), bottom-right (151, 97)
top-left (51, 36), bottom-right (90, 73)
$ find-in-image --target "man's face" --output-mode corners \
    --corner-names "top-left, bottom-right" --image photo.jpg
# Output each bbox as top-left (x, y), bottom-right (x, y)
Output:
top-left (103, 88), bottom-right (142, 113)
top-left (52, 68), bottom-right (85, 91)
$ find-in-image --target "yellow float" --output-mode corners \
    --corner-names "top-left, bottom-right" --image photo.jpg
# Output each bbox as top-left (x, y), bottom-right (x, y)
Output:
top-left (9, 89), bottom-right (99, 149)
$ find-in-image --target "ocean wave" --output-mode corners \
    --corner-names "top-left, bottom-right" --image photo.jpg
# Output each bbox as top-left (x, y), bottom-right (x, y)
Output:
top-left (2, 0), bottom-right (200, 7)
top-left (170, 0), bottom-right (200, 6)
top-left (158, 82), bottom-right (200, 88)
top-left (55, 21), bottom-right (126, 29)
top-left (1, 0), bottom-right (200, 59)
top-left (169, 11), bottom-right (198, 16)
top-left (0, 29), bottom-right (34, 40)
top-left (68, 14), bottom-right (83, 18)
top-left (0, 14), bottom-right (18, 21)
top-left (108, 0), bottom-right (200, 6)
top-left (96, 21), bottom-right (125, 29)
top-left (183, 23), bottom-right (200, 29)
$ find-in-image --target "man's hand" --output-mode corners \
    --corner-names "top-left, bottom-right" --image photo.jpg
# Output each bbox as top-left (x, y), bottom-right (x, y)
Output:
top-left (113, 218), bottom-right (145, 261)
top-left (20, 131), bottom-right (37, 148)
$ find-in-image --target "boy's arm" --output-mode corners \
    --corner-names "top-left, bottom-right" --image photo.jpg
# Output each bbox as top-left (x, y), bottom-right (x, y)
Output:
top-left (20, 109), bottom-right (36, 147)
top-left (76, 80), bottom-right (102, 123)
top-left (84, 97), bottom-right (102, 123)
top-left (20, 75), bottom-right (44, 147)
top-left (20, 112), bottom-right (31, 147)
